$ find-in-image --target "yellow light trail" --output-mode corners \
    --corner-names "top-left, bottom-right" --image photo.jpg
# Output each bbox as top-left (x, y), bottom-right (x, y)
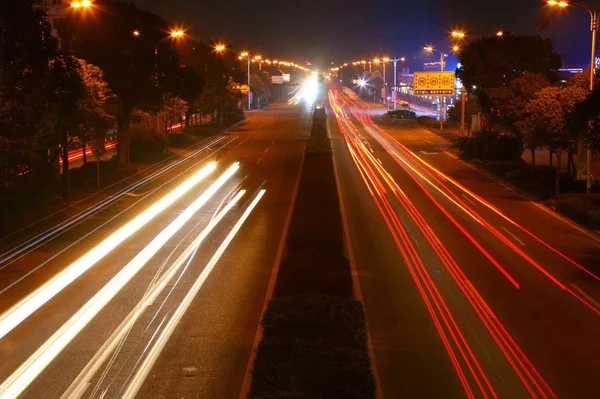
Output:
top-left (121, 189), bottom-right (266, 398)
top-left (61, 189), bottom-right (246, 398)
top-left (0, 162), bottom-right (217, 340)
top-left (0, 163), bottom-right (238, 399)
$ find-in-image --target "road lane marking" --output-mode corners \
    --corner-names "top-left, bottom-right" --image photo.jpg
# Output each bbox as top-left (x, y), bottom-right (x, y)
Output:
top-left (570, 283), bottom-right (600, 310)
top-left (499, 226), bottom-right (526, 247)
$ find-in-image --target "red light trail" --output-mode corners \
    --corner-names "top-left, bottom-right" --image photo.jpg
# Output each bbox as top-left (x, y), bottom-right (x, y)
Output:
top-left (329, 87), bottom-right (556, 398)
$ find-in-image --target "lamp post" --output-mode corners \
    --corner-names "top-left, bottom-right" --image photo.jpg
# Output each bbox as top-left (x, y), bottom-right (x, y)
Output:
top-left (424, 46), bottom-right (446, 130)
top-left (240, 51), bottom-right (251, 110)
top-left (548, 0), bottom-right (597, 192)
top-left (383, 57), bottom-right (390, 108)
top-left (390, 57), bottom-right (403, 110)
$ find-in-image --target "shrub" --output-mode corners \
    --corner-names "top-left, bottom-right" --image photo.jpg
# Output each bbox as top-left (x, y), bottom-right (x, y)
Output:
top-left (456, 129), bottom-right (522, 161)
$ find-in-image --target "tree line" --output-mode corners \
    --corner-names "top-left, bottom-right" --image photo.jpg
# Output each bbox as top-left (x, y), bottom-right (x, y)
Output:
top-left (0, 0), bottom-right (283, 215)
top-left (450, 34), bottom-right (600, 195)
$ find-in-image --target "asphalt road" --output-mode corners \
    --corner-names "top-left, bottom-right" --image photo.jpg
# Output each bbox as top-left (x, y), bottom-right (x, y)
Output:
top-left (329, 86), bottom-right (600, 398)
top-left (0, 99), bottom-right (311, 398)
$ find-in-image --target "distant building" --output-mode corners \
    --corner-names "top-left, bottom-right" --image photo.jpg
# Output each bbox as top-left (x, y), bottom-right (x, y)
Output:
top-left (33, 0), bottom-right (69, 49)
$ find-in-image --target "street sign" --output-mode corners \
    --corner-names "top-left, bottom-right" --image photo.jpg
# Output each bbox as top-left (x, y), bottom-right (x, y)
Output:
top-left (414, 71), bottom-right (455, 95)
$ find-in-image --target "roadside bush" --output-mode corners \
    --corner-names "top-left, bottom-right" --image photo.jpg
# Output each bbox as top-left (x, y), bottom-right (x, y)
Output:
top-left (554, 195), bottom-right (600, 230)
top-left (456, 129), bottom-right (522, 161)
top-left (129, 134), bottom-right (168, 163)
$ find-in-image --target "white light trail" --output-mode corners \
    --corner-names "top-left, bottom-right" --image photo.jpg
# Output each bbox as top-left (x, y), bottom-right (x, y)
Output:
top-left (121, 189), bottom-right (266, 399)
top-left (0, 163), bottom-right (239, 399)
top-left (61, 190), bottom-right (246, 399)
top-left (0, 162), bottom-right (218, 340)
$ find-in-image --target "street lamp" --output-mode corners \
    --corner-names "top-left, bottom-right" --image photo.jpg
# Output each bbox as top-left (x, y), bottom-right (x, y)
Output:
top-left (390, 57), bottom-right (404, 110)
top-left (548, 0), bottom-right (597, 192)
top-left (71, 0), bottom-right (91, 8)
top-left (214, 43), bottom-right (226, 53)
top-left (132, 30), bottom-right (140, 37)
top-left (254, 55), bottom-right (263, 70)
top-left (451, 30), bottom-right (466, 39)
top-left (240, 51), bottom-right (251, 110)
top-left (496, 30), bottom-right (505, 37)
top-left (170, 29), bottom-right (185, 39)
top-left (425, 45), bottom-right (446, 130)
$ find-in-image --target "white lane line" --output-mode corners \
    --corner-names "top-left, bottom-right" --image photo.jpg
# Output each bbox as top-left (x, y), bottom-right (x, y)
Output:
top-left (570, 283), bottom-right (600, 310)
top-left (462, 193), bottom-right (478, 207)
top-left (0, 162), bottom-right (217, 340)
top-left (120, 190), bottom-right (266, 399)
top-left (0, 164), bottom-right (239, 399)
top-left (499, 226), bottom-right (526, 247)
top-left (61, 190), bottom-right (245, 399)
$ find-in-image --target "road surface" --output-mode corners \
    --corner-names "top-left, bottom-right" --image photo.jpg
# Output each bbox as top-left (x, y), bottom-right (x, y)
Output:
top-left (329, 86), bottom-right (600, 398)
top-left (0, 100), bottom-right (311, 398)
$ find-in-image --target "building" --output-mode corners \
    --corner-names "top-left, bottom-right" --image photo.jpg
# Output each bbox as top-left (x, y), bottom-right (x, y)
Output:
top-left (33, 0), bottom-right (69, 49)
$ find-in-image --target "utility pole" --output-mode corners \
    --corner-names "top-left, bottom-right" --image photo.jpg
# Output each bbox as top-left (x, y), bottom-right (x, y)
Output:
top-left (391, 57), bottom-right (400, 110)
top-left (587, 8), bottom-right (598, 194)
top-left (459, 86), bottom-right (466, 137)
top-left (440, 51), bottom-right (445, 131)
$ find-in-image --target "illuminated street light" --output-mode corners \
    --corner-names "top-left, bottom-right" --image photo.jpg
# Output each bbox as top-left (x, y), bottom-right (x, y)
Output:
top-left (451, 30), bottom-right (466, 39)
top-left (214, 43), bottom-right (226, 53)
top-left (71, 0), bottom-right (91, 8)
top-left (400, 57), bottom-right (406, 61)
top-left (452, 45), bottom-right (460, 52)
top-left (170, 29), bottom-right (185, 39)
top-left (496, 30), bottom-right (505, 37)
top-left (254, 55), bottom-right (262, 60)
top-left (132, 30), bottom-right (140, 37)
top-left (373, 58), bottom-right (381, 64)
top-left (547, 0), bottom-right (569, 7)
top-left (240, 51), bottom-right (249, 57)
top-left (424, 46), bottom-right (434, 52)
top-left (382, 56), bottom-right (390, 63)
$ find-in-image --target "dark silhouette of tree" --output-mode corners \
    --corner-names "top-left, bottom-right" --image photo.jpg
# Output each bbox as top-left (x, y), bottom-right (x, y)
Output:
top-left (457, 35), bottom-right (561, 91)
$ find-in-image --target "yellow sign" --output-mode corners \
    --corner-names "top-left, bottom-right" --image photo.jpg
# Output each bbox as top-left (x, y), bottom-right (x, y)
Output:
top-left (414, 71), bottom-right (455, 95)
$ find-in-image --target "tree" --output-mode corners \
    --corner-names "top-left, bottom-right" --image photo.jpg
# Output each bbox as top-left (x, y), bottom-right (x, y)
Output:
top-left (447, 95), bottom-right (481, 128)
top-left (196, 77), bottom-right (242, 124)
top-left (58, 0), bottom-right (186, 163)
top-left (251, 71), bottom-right (271, 108)
top-left (522, 86), bottom-right (589, 196)
top-left (457, 35), bottom-right (561, 91)
top-left (0, 0), bottom-right (60, 192)
top-left (161, 94), bottom-right (188, 134)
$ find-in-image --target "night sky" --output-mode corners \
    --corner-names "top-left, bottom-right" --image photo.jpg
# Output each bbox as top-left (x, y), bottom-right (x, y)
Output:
top-left (133, 0), bottom-right (593, 70)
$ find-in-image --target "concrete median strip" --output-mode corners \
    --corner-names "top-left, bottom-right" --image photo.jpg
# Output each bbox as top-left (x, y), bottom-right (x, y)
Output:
top-left (247, 107), bottom-right (376, 399)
